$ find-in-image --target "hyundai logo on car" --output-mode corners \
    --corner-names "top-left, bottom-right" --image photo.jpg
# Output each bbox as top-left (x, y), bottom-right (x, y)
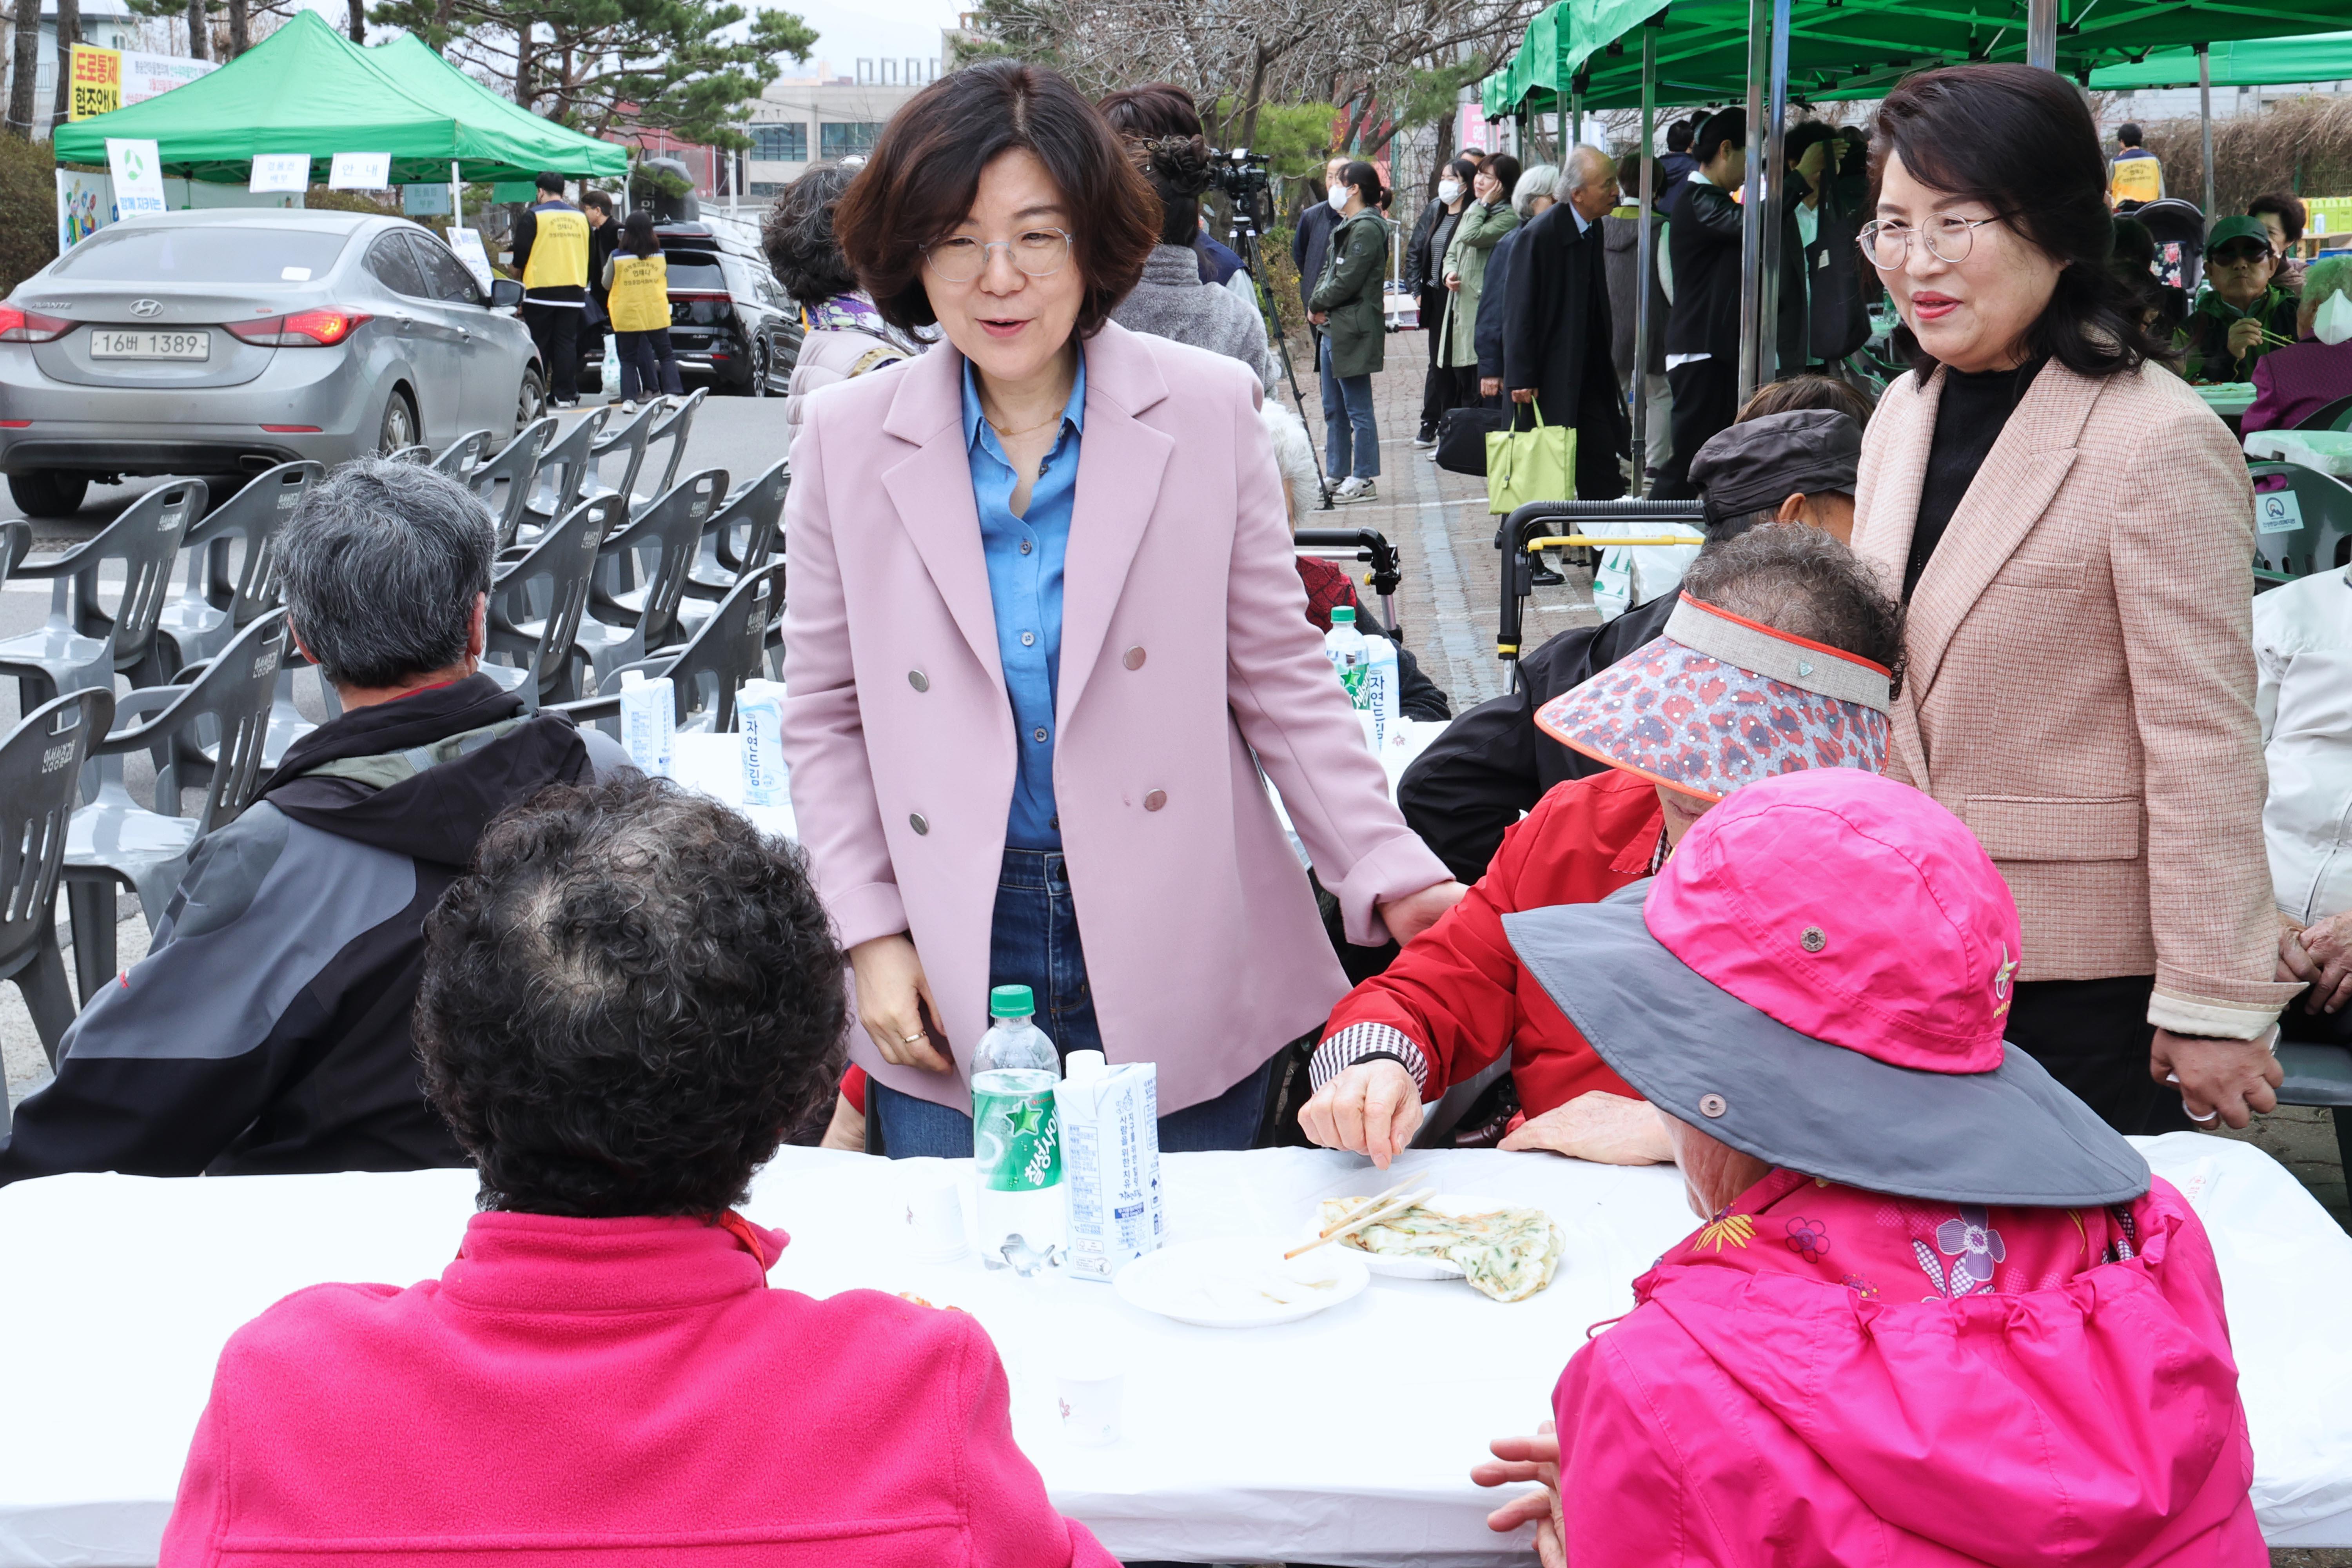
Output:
top-left (130, 298), bottom-right (163, 318)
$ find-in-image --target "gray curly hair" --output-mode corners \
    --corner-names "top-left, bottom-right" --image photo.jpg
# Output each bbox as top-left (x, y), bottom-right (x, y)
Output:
top-left (1513, 164), bottom-right (1562, 216)
top-left (761, 161), bottom-right (861, 303)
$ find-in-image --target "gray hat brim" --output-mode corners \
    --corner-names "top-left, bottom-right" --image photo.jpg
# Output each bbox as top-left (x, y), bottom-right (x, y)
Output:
top-left (1502, 898), bottom-right (2150, 1208)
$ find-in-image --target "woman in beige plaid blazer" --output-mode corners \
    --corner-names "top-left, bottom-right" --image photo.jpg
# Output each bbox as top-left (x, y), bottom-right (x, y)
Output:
top-left (1850, 64), bottom-right (2299, 1135)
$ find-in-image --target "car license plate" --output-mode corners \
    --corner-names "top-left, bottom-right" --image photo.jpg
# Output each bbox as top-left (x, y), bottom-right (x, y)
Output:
top-left (89, 329), bottom-right (209, 361)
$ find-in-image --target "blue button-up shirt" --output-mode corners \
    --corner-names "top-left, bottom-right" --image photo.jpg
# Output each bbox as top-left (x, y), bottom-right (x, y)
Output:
top-left (963, 354), bottom-right (1086, 849)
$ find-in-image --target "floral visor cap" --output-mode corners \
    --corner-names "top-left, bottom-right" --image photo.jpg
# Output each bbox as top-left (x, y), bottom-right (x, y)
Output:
top-left (1534, 594), bottom-right (1892, 802)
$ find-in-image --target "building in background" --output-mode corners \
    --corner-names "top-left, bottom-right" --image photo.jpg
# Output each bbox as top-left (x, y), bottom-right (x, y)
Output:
top-left (742, 58), bottom-right (935, 196)
top-left (18, 0), bottom-right (145, 137)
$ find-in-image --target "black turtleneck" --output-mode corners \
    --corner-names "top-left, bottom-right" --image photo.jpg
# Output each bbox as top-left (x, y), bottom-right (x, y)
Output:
top-left (1903, 358), bottom-right (2045, 601)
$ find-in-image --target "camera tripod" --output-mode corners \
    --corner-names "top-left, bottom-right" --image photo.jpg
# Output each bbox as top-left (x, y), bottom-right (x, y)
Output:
top-left (1227, 196), bottom-right (1336, 512)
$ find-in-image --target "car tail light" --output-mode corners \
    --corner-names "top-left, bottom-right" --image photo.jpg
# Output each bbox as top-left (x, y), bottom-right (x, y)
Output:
top-left (260, 424), bottom-right (322, 433)
top-left (227, 307), bottom-right (370, 347)
top-left (0, 305), bottom-right (72, 342)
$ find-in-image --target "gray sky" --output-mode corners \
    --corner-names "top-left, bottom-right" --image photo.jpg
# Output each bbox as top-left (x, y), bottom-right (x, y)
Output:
top-left (758, 0), bottom-right (962, 79)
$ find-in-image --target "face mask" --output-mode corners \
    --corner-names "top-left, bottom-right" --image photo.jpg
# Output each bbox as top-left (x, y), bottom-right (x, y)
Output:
top-left (1329, 188), bottom-right (1349, 212)
top-left (1438, 179), bottom-right (1463, 204)
top-left (2318, 290), bottom-right (2352, 347)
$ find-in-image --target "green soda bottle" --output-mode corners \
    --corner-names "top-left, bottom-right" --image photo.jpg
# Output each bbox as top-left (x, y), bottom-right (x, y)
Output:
top-left (971, 985), bottom-right (1064, 1273)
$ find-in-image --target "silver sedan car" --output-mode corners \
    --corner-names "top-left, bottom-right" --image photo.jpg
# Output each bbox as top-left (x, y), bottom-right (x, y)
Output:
top-left (0, 210), bottom-right (543, 516)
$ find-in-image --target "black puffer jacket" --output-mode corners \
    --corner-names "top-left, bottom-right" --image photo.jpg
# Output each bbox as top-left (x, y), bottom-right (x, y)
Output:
top-left (0, 675), bottom-right (627, 1184)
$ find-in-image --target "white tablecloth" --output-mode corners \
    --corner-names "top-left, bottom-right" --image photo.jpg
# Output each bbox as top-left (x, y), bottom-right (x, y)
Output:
top-left (2197, 381), bottom-right (2259, 417)
top-left (2245, 427), bottom-right (2352, 476)
top-left (2, 1136), bottom-right (2348, 1566)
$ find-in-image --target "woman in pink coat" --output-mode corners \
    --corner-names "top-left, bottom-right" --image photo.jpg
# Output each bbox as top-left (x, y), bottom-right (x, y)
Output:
top-left (1472, 769), bottom-right (2264, 1567)
top-left (789, 61), bottom-right (1457, 1158)
top-left (162, 776), bottom-right (1113, 1568)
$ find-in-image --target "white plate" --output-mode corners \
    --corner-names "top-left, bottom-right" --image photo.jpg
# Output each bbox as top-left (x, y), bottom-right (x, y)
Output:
top-left (1300, 1193), bottom-right (1540, 1280)
top-left (1113, 1235), bottom-right (1370, 1329)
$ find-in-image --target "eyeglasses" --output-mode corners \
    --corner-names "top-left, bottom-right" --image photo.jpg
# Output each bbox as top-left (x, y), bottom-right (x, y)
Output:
top-left (924, 229), bottom-right (1073, 283)
top-left (1857, 216), bottom-right (2003, 270)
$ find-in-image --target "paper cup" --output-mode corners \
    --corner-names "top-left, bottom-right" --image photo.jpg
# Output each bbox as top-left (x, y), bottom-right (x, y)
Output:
top-left (1056, 1362), bottom-right (1123, 1448)
top-left (896, 1158), bottom-right (969, 1263)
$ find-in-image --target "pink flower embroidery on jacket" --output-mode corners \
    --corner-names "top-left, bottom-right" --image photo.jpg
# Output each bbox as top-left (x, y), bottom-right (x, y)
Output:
top-left (1653, 1169), bottom-right (2138, 1306)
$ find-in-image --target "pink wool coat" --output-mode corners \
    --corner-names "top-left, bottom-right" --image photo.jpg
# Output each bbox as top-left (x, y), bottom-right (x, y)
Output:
top-left (1552, 1172), bottom-right (2264, 1567)
top-left (781, 320), bottom-right (1449, 1113)
top-left (161, 1211), bottom-right (1114, 1567)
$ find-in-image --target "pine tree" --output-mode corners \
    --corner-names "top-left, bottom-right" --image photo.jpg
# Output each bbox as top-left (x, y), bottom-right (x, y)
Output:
top-left (370, 0), bottom-right (817, 151)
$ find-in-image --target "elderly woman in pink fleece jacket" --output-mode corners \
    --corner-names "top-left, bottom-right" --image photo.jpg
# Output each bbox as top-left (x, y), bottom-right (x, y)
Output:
top-left (161, 774), bottom-right (1112, 1568)
top-left (1473, 769), bottom-right (2264, 1568)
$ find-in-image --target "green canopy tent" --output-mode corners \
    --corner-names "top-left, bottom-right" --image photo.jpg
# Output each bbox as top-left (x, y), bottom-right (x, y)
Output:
top-left (1484, 0), bottom-right (2352, 116)
top-left (1478, 0), bottom-right (2352, 473)
top-left (54, 9), bottom-right (626, 185)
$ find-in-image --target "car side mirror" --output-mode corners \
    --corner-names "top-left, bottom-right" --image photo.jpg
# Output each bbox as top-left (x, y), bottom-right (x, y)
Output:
top-left (490, 278), bottom-right (524, 310)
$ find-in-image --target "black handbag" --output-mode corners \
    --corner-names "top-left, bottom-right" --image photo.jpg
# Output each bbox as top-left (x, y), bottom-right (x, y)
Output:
top-left (1435, 404), bottom-right (1512, 475)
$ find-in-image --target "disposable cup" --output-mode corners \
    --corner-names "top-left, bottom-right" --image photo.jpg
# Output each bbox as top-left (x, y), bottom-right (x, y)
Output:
top-left (896, 1158), bottom-right (969, 1263)
top-left (1055, 1360), bottom-right (1123, 1448)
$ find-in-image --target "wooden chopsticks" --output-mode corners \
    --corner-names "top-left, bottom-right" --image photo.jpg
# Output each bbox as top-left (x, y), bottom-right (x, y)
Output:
top-left (1287, 1179), bottom-right (1430, 1260)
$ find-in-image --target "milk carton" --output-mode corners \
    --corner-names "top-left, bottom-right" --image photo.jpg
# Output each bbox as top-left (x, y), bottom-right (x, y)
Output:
top-left (736, 678), bottom-right (789, 808)
top-left (1055, 1050), bottom-right (1163, 1281)
top-left (618, 670), bottom-right (673, 777)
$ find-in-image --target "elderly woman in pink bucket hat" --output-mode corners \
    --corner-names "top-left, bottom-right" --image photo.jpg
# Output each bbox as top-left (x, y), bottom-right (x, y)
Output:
top-left (1472, 768), bottom-right (2262, 1568)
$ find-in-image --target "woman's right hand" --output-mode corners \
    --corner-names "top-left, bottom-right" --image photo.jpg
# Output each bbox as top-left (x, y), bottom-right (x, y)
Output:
top-left (849, 933), bottom-right (953, 1072)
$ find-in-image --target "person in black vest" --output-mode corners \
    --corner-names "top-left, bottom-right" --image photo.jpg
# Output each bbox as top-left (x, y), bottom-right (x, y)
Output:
top-left (1501, 145), bottom-right (1629, 500)
top-left (1655, 109), bottom-right (1747, 498)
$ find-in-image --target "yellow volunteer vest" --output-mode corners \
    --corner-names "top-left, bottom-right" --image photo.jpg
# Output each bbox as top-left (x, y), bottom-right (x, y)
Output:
top-left (521, 206), bottom-right (590, 291)
top-left (608, 254), bottom-right (671, 332)
top-left (2110, 156), bottom-right (2163, 206)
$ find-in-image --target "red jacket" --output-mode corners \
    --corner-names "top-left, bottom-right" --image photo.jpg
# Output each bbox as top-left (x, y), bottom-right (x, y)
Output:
top-left (1325, 768), bottom-right (1661, 1116)
top-left (162, 1211), bottom-right (1113, 1567)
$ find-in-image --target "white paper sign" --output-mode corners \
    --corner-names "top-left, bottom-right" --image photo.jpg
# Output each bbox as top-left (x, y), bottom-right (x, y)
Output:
top-left (328, 151), bottom-right (392, 191)
top-left (119, 51), bottom-right (215, 106)
top-left (2258, 490), bottom-right (2305, 536)
top-left (249, 152), bottom-right (309, 194)
top-left (446, 226), bottom-right (493, 290)
top-left (104, 138), bottom-right (165, 217)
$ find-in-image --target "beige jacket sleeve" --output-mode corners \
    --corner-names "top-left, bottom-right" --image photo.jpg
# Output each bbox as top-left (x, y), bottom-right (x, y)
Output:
top-left (2116, 401), bottom-right (2299, 1037)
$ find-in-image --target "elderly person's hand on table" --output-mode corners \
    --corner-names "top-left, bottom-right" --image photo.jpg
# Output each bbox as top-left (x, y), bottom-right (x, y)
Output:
top-left (1497, 1091), bottom-right (1672, 1163)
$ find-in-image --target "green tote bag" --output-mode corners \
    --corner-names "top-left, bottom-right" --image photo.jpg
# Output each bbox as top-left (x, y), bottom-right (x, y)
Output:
top-left (1484, 397), bottom-right (1576, 514)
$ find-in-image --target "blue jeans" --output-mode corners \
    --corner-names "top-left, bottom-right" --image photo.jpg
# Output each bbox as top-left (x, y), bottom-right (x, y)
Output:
top-left (1319, 335), bottom-right (1379, 480)
top-left (871, 848), bottom-right (1276, 1157)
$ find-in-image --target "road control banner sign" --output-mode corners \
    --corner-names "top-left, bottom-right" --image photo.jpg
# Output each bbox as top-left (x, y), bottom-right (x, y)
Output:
top-left (68, 45), bottom-right (119, 119)
top-left (69, 44), bottom-right (214, 118)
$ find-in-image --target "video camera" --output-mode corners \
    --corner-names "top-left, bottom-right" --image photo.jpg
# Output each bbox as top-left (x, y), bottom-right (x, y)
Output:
top-left (1208, 147), bottom-right (1272, 208)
